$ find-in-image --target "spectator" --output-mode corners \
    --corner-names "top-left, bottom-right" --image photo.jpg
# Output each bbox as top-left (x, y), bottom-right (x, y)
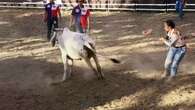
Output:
top-left (44, 0), bottom-right (61, 46)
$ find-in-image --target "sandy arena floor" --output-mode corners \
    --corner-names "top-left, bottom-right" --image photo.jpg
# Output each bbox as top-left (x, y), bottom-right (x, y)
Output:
top-left (0, 9), bottom-right (195, 110)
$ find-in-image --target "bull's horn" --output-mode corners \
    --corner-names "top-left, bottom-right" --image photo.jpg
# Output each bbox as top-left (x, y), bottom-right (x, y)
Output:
top-left (54, 28), bottom-right (64, 31)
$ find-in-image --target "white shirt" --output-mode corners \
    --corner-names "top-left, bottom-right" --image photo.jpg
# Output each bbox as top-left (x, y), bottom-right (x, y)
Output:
top-left (164, 29), bottom-right (185, 47)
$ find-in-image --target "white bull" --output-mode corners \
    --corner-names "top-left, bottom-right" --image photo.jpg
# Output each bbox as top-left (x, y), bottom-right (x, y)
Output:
top-left (51, 28), bottom-right (105, 82)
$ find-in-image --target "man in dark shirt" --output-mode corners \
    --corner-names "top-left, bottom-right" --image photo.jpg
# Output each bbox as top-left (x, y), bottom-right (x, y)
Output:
top-left (44, 0), bottom-right (61, 46)
top-left (69, 0), bottom-right (85, 33)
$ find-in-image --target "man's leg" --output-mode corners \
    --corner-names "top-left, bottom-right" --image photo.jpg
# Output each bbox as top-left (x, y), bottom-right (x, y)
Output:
top-left (47, 19), bottom-right (53, 41)
top-left (170, 47), bottom-right (186, 77)
top-left (163, 47), bottom-right (176, 77)
top-left (179, 2), bottom-right (184, 19)
top-left (79, 25), bottom-right (84, 33)
top-left (75, 17), bottom-right (84, 33)
top-left (176, 1), bottom-right (180, 13)
top-left (75, 17), bottom-right (80, 32)
top-left (51, 17), bottom-right (58, 47)
top-left (75, 23), bottom-right (84, 33)
top-left (82, 27), bottom-right (87, 33)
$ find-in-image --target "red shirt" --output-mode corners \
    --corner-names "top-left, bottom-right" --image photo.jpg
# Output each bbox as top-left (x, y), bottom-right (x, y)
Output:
top-left (80, 8), bottom-right (90, 29)
top-left (51, 4), bottom-right (60, 17)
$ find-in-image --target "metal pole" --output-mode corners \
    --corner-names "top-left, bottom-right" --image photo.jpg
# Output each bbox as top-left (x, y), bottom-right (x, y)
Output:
top-left (166, 0), bottom-right (168, 12)
top-left (107, 0), bottom-right (110, 13)
top-left (86, 0), bottom-right (89, 7)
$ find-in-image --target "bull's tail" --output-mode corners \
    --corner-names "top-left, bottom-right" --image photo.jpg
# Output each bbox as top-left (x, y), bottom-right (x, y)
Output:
top-left (96, 54), bottom-right (121, 64)
top-left (109, 58), bottom-right (121, 64)
top-left (84, 42), bottom-right (120, 64)
top-left (84, 45), bottom-right (120, 64)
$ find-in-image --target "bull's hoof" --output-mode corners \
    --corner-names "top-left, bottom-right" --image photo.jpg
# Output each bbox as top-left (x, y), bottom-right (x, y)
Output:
top-left (50, 80), bottom-right (66, 86)
top-left (98, 76), bottom-right (105, 80)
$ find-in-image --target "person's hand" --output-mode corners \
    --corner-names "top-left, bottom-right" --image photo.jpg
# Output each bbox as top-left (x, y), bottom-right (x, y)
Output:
top-left (142, 29), bottom-right (153, 37)
top-left (69, 23), bottom-right (72, 28)
top-left (186, 44), bottom-right (192, 53)
top-left (159, 37), bottom-right (165, 42)
top-left (87, 28), bottom-right (91, 34)
top-left (87, 26), bottom-right (90, 33)
top-left (43, 19), bottom-right (47, 23)
top-left (59, 16), bottom-right (62, 21)
top-left (43, 16), bottom-right (47, 23)
top-left (191, 33), bottom-right (195, 37)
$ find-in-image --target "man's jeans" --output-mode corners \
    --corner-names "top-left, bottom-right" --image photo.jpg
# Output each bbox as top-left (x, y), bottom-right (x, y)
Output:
top-left (74, 17), bottom-right (84, 33)
top-left (164, 47), bottom-right (186, 77)
top-left (47, 17), bottom-right (58, 40)
top-left (176, 1), bottom-right (184, 18)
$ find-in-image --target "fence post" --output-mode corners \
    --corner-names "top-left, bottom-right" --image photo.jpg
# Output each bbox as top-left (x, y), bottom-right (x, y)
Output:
top-left (166, 0), bottom-right (168, 12)
top-left (164, 0), bottom-right (168, 12)
top-left (107, 0), bottom-right (110, 13)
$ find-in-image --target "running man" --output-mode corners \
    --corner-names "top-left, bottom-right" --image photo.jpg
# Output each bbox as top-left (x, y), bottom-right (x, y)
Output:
top-left (80, 5), bottom-right (91, 33)
top-left (160, 20), bottom-right (187, 79)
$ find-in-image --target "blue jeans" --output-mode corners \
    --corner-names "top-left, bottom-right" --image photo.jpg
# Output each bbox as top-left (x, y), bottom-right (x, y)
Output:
top-left (164, 47), bottom-right (186, 77)
top-left (74, 17), bottom-right (84, 33)
top-left (176, 1), bottom-right (184, 18)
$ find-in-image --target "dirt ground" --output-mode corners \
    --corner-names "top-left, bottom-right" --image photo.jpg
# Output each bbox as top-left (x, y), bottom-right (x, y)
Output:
top-left (0, 9), bottom-right (195, 110)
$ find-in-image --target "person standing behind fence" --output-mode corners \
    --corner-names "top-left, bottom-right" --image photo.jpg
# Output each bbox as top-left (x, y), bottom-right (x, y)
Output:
top-left (160, 20), bottom-right (187, 80)
top-left (69, 0), bottom-right (91, 33)
top-left (44, 0), bottom-right (61, 46)
top-left (176, 0), bottom-right (187, 19)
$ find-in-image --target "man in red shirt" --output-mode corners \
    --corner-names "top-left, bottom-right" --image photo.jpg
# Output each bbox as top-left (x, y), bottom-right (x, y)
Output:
top-left (44, 0), bottom-right (61, 46)
top-left (80, 6), bottom-right (90, 33)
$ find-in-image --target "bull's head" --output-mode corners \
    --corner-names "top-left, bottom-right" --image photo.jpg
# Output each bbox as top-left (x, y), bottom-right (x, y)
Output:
top-left (50, 28), bottom-right (64, 46)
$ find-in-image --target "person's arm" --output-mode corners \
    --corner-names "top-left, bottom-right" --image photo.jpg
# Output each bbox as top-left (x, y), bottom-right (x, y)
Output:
top-left (87, 10), bottom-right (91, 31)
top-left (160, 33), bottom-right (178, 47)
top-left (183, 0), bottom-right (188, 5)
top-left (44, 12), bottom-right (47, 22)
top-left (185, 36), bottom-right (190, 51)
top-left (69, 8), bottom-right (75, 27)
top-left (163, 37), bottom-right (177, 47)
top-left (57, 6), bottom-right (62, 18)
top-left (69, 15), bottom-right (74, 27)
top-left (87, 16), bottom-right (90, 31)
top-left (185, 0), bottom-right (188, 4)
top-left (44, 5), bottom-right (48, 22)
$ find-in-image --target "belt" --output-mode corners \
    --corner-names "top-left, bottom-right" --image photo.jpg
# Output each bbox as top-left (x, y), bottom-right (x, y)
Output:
top-left (174, 45), bottom-right (186, 48)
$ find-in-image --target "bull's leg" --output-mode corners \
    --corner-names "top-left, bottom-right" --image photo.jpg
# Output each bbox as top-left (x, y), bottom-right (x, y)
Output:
top-left (58, 46), bottom-right (69, 82)
top-left (83, 57), bottom-right (100, 78)
top-left (92, 54), bottom-right (105, 80)
top-left (68, 59), bottom-right (74, 78)
top-left (51, 52), bottom-right (68, 85)
top-left (62, 56), bottom-right (68, 81)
